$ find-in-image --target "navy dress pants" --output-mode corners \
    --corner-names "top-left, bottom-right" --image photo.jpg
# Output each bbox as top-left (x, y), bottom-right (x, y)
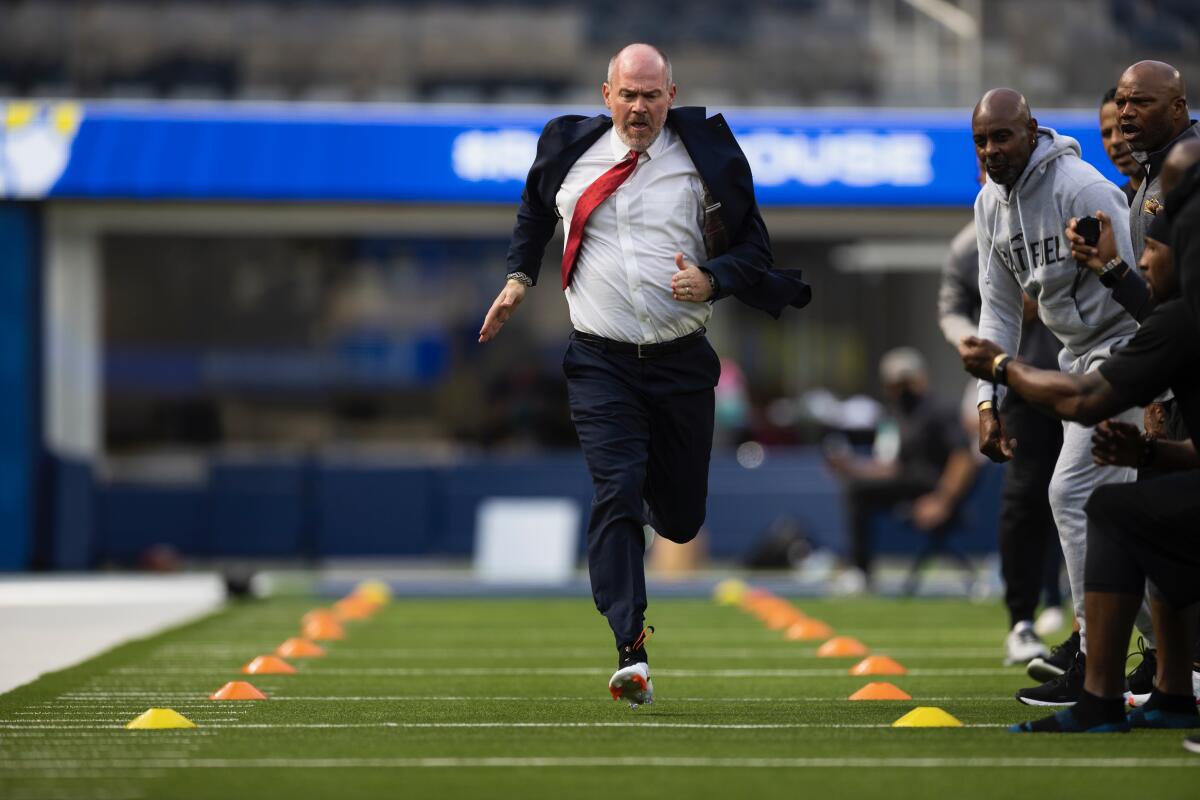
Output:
top-left (563, 332), bottom-right (721, 647)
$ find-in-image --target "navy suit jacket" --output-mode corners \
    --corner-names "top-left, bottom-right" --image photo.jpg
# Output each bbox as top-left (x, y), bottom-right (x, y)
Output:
top-left (505, 106), bottom-right (812, 318)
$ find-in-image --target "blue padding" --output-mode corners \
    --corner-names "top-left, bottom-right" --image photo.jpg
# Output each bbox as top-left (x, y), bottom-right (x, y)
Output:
top-left (0, 205), bottom-right (37, 569)
top-left (97, 483), bottom-right (206, 561)
top-left (207, 459), bottom-right (310, 556)
top-left (314, 462), bottom-right (438, 556)
top-left (706, 453), bottom-right (843, 557)
top-left (48, 455), bottom-right (95, 569)
top-left (91, 449), bottom-right (1008, 562)
top-left (436, 454), bottom-right (594, 555)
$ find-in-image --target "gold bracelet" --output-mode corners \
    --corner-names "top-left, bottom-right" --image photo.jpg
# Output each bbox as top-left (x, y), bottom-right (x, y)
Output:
top-left (991, 352), bottom-right (1010, 371)
top-left (978, 400), bottom-right (994, 412)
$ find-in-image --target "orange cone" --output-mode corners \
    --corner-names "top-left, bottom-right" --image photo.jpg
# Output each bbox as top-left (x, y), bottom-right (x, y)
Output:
top-left (302, 608), bottom-right (337, 627)
top-left (815, 636), bottom-right (869, 658)
top-left (276, 638), bottom-right (326, 658)
top-left (784, 618), bottom-right (833, 641)
top-left (241, 655), bottom-right (296, 675)
top-left (210, 681), bottom-right (268, 700)
top-left (333, 595), bottom-right (377, 621)
top-left (848, 682), bottom-right (912, 701)
top-left (765, 607), bottom-right (806, 630)
top-left (303, 616), bottom-right (345, 641)
top-left (849, 655), bottom-right (907, 676)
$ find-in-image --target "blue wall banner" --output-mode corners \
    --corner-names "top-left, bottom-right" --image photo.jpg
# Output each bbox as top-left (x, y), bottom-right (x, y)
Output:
top-left (1, 100), bottom-right (1120, 207)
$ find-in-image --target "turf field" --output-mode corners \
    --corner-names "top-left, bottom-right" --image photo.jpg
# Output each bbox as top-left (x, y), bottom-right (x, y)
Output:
top-left (1, 591), bottom-right (1196, 799)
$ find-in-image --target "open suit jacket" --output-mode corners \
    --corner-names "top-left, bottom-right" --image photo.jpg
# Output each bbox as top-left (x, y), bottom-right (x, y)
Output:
top-left (505, 106), bottom-right (812, 319)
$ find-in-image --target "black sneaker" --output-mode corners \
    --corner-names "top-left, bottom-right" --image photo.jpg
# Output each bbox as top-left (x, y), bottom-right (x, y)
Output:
top-left (1125, 637), bottom-right (1158, 698)
top-left (1017, 651), bottom-right (1085, 706)
top-left (1027, 630), bottom-right (1080, 683)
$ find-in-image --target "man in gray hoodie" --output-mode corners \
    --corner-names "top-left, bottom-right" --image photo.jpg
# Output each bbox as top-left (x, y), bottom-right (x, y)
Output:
top-left (964, 89), bottom-right (1142, 706)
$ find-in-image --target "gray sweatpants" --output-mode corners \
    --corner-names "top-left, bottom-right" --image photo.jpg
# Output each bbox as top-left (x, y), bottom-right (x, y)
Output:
top-left (1048, 346), bottom-right (1142, 654)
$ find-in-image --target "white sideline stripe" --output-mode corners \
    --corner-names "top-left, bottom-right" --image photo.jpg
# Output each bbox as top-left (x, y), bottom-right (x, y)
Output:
top-left (51, 695), bottom-right (1019, 703)
top-left (0, 721), bottom-right (1007, 730)
top-left (140, 647), bottom-right (1004, 659)
top-left (2, 756), bottom-right (1197, 770)
top-left (105, 667), bottom-right (1017, 677)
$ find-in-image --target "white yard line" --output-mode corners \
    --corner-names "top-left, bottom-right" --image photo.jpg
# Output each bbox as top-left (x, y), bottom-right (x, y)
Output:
top-left (2, 756), bottom-right (1197, 770)
top-left (49, 695), bottom-right (1022, 703)
top-left (103, 666), bottom-right (1019, 677)
top-left (0, 721), bottom-right (1007, 730)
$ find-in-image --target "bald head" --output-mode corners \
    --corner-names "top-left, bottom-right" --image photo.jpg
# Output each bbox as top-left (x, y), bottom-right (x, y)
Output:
top-left (972, 89), bottom-right (1039, 189)
top-left (973, 89), bottom-right (1032, 127)
top-left (1162, 139), bottom-right (1200, 196)
top-left (607, 44), bottom-right (671, 88)
top-left (1115, 60), bottom-right (1189, 152)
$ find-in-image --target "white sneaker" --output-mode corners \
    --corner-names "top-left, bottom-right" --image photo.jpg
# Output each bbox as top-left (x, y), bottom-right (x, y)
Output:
top-left (1034, 606), bottom-right (1065, 638)
top-left (642, 524), bottom-right (657, 554)
top-left (831, 568), bottom-right (868, 596)
top-left (1004, 622), bottom-right (1050, 666)
top-left (608, 662), bottom-right (654, 708)
top-left (1126, 671), bottom-right (1200, 708)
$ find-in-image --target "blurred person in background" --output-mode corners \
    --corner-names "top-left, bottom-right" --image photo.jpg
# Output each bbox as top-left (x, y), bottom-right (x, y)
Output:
top-left (939, 209), bottom-right (1065, 666)
top-left (967, 88), bottom-right (1142, 707)
top-left (1100, 87), bottom-right (1144, 204)
top-left (826, 347), bottom-right (977, 594)
top-left (478, 43), bottom-right (809, 707)
top-left (962, 193), bottom-right (1200, 736)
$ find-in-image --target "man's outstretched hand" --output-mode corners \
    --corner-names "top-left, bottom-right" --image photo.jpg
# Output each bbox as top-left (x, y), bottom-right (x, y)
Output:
top-left (958, 335), bottom-right (1005, 381)
top-left (479, 279), bottom-right (528, 343)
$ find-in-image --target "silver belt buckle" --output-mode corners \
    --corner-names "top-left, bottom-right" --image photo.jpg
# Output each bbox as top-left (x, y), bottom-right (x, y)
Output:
top-left (636, 342), bottom-right (647, 359)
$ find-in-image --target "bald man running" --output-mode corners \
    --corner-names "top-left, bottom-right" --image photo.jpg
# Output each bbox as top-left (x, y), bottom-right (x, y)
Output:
top-left (962, 89), bottom-right (1141, 706)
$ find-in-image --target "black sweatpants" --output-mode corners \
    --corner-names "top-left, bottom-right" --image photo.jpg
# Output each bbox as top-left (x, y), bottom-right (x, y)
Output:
top-left (846, 474), bottom-right (939, 576)
top-left (998, 396), bottom-right (1065, 627)
top-left (563, 333), bottom-right (721, 647)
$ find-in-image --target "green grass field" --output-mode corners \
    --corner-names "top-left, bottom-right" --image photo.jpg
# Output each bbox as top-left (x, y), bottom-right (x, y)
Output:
top-left (1, 591), bottom-right (1197, 799)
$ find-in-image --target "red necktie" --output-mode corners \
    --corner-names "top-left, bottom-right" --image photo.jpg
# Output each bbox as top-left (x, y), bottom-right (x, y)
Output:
top-left (560, 149), bottom-right (639, 289)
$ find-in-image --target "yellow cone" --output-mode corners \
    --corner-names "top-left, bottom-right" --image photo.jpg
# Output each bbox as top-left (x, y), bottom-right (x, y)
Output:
top-left (354, 580), bottom-right (392, 605)
top-left (713, 578), bottom-right (747, 606)
top-left (891, 706), bottom-right (963, 728)
top-left (125, 708), bottom-right (197, 730)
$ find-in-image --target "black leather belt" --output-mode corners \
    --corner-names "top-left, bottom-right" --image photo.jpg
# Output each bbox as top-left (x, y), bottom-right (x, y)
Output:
top-left (571, 328), bottom-right (706, 359)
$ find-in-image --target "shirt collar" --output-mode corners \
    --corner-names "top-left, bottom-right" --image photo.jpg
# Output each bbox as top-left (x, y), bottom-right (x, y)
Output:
top-left (608, 122), bottom-right (673, 161)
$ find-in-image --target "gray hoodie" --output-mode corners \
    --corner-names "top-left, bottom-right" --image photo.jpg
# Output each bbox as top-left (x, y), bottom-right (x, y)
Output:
top-left (975, 127), bottom-right (1137, 404)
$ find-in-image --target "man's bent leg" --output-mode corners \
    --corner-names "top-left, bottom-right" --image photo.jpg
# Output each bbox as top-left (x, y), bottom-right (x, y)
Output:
top-left (643, 340), bottom-right (721, 545)
top-left (564, 339), bottom-right (652, 648)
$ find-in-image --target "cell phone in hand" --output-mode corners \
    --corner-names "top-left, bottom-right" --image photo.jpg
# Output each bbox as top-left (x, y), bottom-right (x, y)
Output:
top-left (1075, 216), bottom-right (1101, 246)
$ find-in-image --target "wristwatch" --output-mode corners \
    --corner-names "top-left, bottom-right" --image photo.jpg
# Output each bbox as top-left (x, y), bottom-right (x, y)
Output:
top-left (1098, 257), bottom-right (1126, 287)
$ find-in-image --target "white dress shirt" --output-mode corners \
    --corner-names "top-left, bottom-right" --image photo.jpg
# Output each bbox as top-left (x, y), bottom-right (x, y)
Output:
top-left (556, 125), bottom-right (709, 344)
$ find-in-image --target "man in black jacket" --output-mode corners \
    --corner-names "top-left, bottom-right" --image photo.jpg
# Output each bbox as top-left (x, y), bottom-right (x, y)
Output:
top-left (478, 43), bottom-right (809, 707)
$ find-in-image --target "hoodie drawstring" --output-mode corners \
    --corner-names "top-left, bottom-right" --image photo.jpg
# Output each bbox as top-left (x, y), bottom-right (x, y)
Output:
top-left (1013, 191), bottom-right (1035, 280)
top-left (983, 203), bottom-right (1001, 284)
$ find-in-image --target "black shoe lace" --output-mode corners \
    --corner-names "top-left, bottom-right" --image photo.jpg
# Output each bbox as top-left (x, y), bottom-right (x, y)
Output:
top-left (1125, 636), bottom-right (1156, 681)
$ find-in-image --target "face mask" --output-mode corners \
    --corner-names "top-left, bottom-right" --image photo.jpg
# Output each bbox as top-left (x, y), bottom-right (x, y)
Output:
top-left (896, 387), bottom-right (922, 415)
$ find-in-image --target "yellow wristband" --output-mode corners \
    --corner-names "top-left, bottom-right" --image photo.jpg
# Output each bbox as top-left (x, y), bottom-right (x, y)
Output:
top-left (991, 353), bottom-right (1010, 371)
top-left (978, 400), bottom-right (994, 412)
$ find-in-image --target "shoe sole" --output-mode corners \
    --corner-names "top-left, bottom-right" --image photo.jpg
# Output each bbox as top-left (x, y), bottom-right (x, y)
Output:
top-left (1015, 694), bottom-right (1077, 707)
top-left (1004, 651), bottom-right (1049, 667)
top-left (1184, 738), bottom-right (1200, 754)
top-left (1026, 658), bottom-right (1066, 683)
top-left (608, 671), bottom-right (653, 707)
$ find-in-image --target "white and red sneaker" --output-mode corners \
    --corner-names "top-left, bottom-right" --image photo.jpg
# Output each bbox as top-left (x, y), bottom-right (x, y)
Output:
top-left (609, 662), bottom-right (654, 708)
